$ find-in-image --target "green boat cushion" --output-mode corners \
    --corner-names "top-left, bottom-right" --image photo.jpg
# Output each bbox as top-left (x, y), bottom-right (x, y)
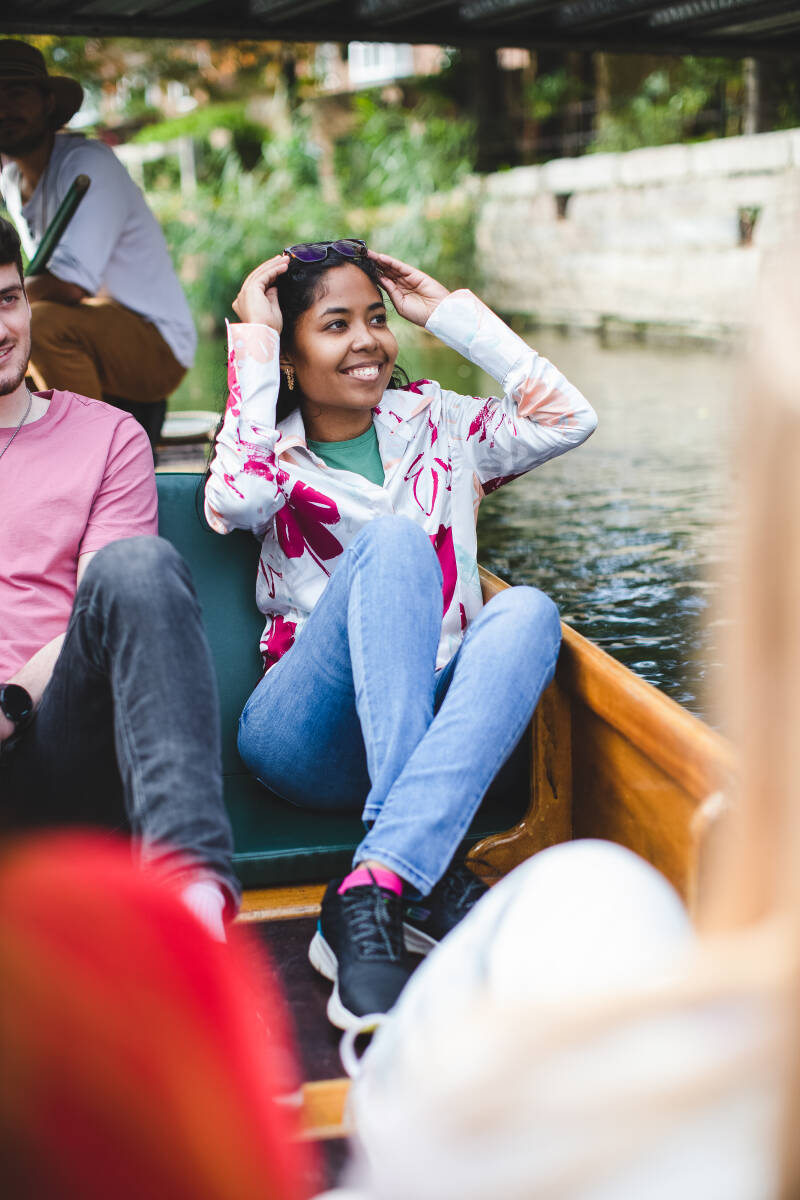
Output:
top-left (156, 473), bottom-right (528, 887)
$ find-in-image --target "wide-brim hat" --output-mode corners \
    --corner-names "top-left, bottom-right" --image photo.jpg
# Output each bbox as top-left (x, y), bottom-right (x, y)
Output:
top-left (0, 40), bottom-right (84, 129)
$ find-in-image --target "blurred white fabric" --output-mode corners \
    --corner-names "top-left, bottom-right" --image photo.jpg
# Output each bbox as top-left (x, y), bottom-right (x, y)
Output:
top-left (333, 840), bottom-right (780, 1200)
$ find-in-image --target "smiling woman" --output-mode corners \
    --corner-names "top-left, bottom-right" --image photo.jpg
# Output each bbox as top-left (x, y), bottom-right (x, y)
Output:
top-left (205, 239), bottom-right (598, 1031)
top-left (281, 262), bottom-right (401, 443)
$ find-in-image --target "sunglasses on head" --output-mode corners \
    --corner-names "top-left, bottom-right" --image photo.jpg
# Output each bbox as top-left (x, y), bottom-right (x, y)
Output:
top-left (283, 238), bottom-right (368, 264)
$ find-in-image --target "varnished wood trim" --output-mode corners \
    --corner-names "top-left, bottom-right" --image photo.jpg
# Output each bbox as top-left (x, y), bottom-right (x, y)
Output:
top-left (237, 883), bottom-right (325, 923)
top-left (300, 1078), bottom-right (351, 1140)
top-left (571, 700), bottom-right (699, 895)
top-left (469, 674), bottom-right (573, 873)
top-left (478, 564), bottom-right (507, 602)
top-left (479, 565), bottom-right (736, 802)
top-left (558, 622), bottom-right (735, 800)
top-left (688, 790), bottom-right (732, 920)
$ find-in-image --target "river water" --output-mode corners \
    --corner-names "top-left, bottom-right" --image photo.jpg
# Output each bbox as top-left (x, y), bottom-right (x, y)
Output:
top-left (173, 326), bottom-right (741, 719)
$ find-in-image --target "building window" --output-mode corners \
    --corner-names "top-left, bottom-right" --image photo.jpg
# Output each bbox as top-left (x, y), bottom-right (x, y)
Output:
top-left (348, 42), bottom-right (415, 87)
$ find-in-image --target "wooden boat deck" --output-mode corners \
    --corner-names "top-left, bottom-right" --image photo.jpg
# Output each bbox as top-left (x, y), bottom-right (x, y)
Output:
top-left (241, 913), bottom-right (354, 1186)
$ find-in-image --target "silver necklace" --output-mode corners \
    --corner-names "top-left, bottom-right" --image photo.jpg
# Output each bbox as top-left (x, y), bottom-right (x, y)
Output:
top-left (0, 389), bottom-right (32, 464)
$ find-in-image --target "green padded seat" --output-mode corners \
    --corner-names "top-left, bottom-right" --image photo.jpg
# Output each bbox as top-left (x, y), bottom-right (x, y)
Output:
top-left (156, 473), bottom-right (528, 887)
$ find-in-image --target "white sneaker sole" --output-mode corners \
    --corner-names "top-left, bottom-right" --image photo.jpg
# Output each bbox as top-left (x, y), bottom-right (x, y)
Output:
top-left (309, 929), bottom-right (381, 1032)
top-left (402, 922), bottom-right (438, 956)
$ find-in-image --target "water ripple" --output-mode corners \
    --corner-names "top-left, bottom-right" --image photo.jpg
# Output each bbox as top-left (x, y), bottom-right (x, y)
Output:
top-left (471, 330), bottom-right (740, 719)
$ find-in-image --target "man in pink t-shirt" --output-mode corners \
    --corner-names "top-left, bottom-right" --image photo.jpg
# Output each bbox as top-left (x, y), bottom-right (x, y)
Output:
top-left (0, 219), bottom-right (237, 938)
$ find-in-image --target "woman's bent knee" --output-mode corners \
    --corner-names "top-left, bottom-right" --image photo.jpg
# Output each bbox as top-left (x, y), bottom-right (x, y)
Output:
top-left (354, 514), bottom-right (433, 554)
top-left (490, 586), bottom-right (561, 650)
top-left (351, 515), bottom-right (441, 581)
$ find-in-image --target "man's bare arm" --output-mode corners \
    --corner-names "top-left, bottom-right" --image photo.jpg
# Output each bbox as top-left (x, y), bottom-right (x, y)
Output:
top-left (0, 551), bottom-right (96, 743)
top-left (24, 271), bottom-right (90, 306)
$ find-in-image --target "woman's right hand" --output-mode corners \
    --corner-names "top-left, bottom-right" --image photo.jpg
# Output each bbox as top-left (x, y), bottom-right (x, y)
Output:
top-left (232, 254), bottom-right (289, 332)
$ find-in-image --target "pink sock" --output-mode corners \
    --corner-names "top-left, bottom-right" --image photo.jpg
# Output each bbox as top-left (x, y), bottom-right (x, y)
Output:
top-left (338, 866), bottom-right (404, 896)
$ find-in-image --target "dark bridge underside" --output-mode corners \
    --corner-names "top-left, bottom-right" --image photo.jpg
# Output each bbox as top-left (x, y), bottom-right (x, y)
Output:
top-left (3, 0), bottom-right (800, 57)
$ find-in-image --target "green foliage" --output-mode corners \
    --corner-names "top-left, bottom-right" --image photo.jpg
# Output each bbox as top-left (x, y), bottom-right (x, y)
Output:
top-left (132, 102), bottom-right (268, 177)
top-left (150, 94), bottom-right (478, 333)
top-left (155, 152), bottom-right (477, 332)
top-left (262, 126), bottom-right (320, 190)
top-left (16, 37), bottom-right (481, 333)
top-left (360, 192), bottom-right (478, 295)
top-left (132, 102), bottom-right (262, 146)
top-left (526, 68), bottom-right (587, 123)
top-left (333, 94), bottom-right (475, 208)
top-left (591, 57), bottom-right (742, 153)
top-left (154, 153), bottom-right (341, 331)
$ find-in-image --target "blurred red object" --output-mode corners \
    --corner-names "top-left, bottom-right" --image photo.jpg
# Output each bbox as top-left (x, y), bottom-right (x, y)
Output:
top-left (0, 832), bottom-right (315, 1200)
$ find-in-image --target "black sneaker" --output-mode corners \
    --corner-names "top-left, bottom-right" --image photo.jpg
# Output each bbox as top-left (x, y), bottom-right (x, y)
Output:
top-left (403, 861), bottom-right (490, 955)
top-left (309, 876), bottom-right (414, 1030)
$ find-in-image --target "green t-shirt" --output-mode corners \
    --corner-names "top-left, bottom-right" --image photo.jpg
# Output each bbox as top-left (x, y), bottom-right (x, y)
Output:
top-left (307, 424), bottom-right (385, 487)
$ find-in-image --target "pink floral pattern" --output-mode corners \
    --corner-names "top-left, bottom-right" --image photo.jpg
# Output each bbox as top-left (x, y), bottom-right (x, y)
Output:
top-left (261, 615), bottom-right (296, 671)
top-left (258, 557), bottom-right (282, 600)
top-left (206, 290), bottom-right (597, 671)
top-left (404, 452), bottom-right (439, 517)
top-left (467, 398), bottom-right (518, 448)
top-left (242, 446), bottom-right (288, 487)
top-left (483, 471), bottom-right (523, 496)
top-left (429, 524), bottom-right (457, 616)
top-left (226, 347), bottom-right (242, 417)
top-left (275, 482), bottom-right (343, 574)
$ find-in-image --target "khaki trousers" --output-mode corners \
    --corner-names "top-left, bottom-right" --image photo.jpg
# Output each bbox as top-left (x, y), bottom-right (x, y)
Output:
top-left (28, 297), bottom-right (186, 405)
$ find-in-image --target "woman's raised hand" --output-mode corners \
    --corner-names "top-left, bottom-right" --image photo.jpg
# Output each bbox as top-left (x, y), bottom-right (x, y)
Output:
top-left (369, 251), bottom-right (450, 328)
top-left (232, 254), bottom-right (289, 332)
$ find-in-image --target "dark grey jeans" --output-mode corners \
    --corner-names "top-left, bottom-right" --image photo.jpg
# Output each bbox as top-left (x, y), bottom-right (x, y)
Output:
top-left (0, 536), bottom-right (240, 910)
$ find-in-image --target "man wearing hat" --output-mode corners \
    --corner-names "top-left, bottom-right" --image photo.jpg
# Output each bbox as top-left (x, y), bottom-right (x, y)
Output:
top-left (0, 40), bottom-right (196, 445)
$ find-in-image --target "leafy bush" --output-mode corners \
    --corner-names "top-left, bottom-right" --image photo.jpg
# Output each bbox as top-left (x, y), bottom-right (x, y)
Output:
top-left (526, 68), bottom-right (588, 123)
top-left (132, 101), bottom-right (268, 177)
top-left (132, 101), bottom-right (265, 147)
top-left (591, 57), bottom-right (742, 153)
top-left (154, 158), bottom-right (344, 330)
top-left (358, 190), bottom-right (478, 294)
top-left (333, 93), bottom-right (475, 209)
top-left (152, 98), bottom-right (479, 332)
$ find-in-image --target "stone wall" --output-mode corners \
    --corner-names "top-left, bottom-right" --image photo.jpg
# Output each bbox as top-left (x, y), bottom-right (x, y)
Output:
top-left (475, 129), bottom-right (800, 339)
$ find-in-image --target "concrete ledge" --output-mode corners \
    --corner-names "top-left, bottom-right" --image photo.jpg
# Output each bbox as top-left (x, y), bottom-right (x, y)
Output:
top-left (689, 129), bottom-right (793, 179)
top-left (541, 151), bottom-right (619, 194)
top-left (483, 165), bottom-right (542, 199)
top-left (482, 127), bottom-right (800, 203)
top-left (619, 143), bottom-right (691, 187)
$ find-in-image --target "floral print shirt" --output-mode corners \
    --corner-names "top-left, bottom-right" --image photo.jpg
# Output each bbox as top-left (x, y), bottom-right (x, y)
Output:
top-left (205, 289), bottom-right (598, 671)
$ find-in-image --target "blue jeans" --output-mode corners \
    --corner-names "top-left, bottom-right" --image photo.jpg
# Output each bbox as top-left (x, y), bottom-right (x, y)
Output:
top-left (1, 537), bottom-right (239, 909)
top-left (238, 516), bottom-right (561, 896)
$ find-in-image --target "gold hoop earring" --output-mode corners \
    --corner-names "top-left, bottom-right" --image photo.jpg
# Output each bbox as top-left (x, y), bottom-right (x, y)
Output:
top-left (283, 364), bottom-right (295, 392)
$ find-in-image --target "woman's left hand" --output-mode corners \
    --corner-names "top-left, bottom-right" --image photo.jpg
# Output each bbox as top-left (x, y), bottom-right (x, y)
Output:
top-left (369, 251), bottom-right (450, 328)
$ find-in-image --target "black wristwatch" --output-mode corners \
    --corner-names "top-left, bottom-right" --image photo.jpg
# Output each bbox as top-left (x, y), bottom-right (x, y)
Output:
top-left (0, 683), bottom-right (34, 732)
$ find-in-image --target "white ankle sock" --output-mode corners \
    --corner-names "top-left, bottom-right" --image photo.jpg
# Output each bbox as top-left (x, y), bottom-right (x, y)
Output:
top-left (181, 879), bottom-right (227, 942)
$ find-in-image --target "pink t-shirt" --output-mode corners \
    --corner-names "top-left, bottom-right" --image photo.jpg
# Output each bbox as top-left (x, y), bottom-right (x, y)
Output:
top-left (0, 390), bottom-right (158, 678)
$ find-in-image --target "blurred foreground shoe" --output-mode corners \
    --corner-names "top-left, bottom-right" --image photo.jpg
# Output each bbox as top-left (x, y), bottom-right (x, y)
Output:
top-left (309, 876), bottom-right (414, 1030)
top-left (403, 860), bottom-right (489, 954)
